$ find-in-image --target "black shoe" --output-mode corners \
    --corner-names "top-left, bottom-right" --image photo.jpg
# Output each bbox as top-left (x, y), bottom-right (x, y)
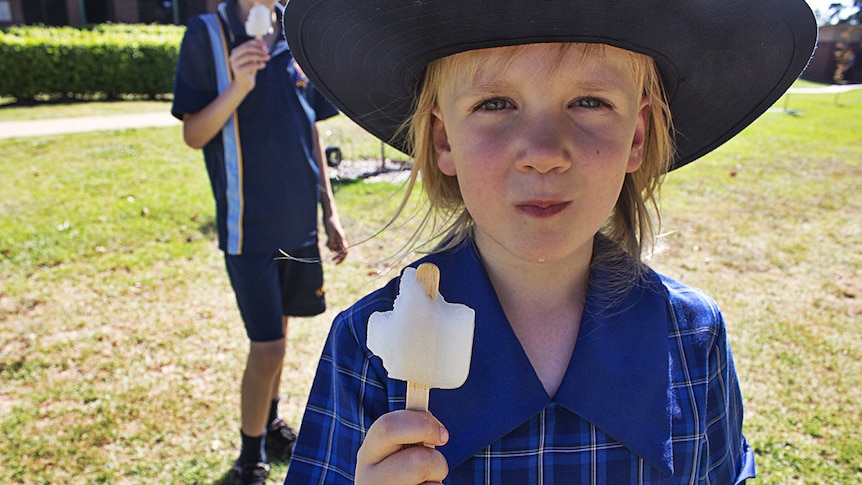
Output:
top-left (265, 418), bottom-right (297, 462)
top-left (230, 462), bottom-right (269, 485)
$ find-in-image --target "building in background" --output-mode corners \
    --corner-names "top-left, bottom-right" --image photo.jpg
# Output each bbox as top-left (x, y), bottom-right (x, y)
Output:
top-left (804, 24), bottom-right (862, 84)
top-left (0, 0), bottom-right (220, 26)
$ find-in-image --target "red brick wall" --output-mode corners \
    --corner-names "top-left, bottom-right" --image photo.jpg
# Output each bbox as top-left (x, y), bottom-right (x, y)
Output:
top-left (113, 0), bottom-right (139, 23)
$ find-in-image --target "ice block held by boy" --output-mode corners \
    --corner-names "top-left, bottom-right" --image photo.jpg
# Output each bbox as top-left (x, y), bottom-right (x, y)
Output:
top-left (368, 263), bottom-right (475, 412)
top-left (245, 3), bottom-right (272, 40)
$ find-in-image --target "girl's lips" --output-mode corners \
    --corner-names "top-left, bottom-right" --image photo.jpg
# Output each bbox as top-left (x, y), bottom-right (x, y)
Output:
top-left (516, 201), bottom-right (571, 218)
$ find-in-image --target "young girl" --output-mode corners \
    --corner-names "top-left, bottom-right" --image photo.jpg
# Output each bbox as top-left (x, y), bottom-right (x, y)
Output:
top-left (281, 1), bottom-right (817, 483)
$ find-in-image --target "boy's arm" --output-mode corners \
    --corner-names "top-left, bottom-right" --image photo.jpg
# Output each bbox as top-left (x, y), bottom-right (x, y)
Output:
top-left (312, 123), bottom-right (348, 263)
top-left (182, 39), bottom-right (269, 149)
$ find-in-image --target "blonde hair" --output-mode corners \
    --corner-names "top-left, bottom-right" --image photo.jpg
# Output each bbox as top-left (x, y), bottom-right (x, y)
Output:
top-left (394, 43), bottom-right (673, 278)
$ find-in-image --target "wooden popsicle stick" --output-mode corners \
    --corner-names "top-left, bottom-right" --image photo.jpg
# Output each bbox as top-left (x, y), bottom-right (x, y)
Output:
top-left (404, 381), bottom-right (433, 448)
top-left (405, 262), bottom-right (439, 412)
top-left (405, 381), bottom-right (430, 412)
top-left (405, 263), bottom-right (440, 448)
top-left (416, 262), bottom-right (440, 300)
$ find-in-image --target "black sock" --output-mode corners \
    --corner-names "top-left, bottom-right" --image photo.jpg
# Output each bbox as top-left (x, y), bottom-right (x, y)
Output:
top-left (268, 397), bottom-right (280, 427)
top-left (238, 429), bottom-right (265, 466)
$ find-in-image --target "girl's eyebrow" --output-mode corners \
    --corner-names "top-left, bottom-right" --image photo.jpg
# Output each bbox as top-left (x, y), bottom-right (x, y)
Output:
top-left (448, 55), bottom-right (637, 102)
top-left (456, 83), bottom-right (511, 97)
top-left (560, 64), bottom-right (637, 92)
top-left (455, 76), bottom-right (632, 100)
top-left (570, 78), bottom-right (633, 93)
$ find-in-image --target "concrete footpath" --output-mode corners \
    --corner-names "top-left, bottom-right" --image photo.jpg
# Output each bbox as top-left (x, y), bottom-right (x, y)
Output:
top-left (0, 111), bottom-right (180, 139)
top-left (785, 83), bottom-right (862, 95)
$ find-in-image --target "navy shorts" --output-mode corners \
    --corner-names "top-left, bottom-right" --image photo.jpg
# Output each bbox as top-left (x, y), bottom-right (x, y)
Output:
top-left (224, 246), bottom-right (326, 342)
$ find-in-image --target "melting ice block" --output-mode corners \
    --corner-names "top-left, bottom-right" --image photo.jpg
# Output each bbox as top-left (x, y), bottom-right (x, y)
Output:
top-left (368, 263), bottom-right (475, 411)
top-left (245, 4), bottom-right (272, 39)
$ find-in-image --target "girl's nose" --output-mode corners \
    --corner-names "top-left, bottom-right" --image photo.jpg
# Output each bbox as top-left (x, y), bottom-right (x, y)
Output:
top-left (513, 113), bottom-right (573, 174)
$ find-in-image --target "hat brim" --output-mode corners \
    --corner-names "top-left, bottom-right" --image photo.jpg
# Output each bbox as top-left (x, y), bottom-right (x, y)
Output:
top-left (285, 0), bottom-right (816, 170)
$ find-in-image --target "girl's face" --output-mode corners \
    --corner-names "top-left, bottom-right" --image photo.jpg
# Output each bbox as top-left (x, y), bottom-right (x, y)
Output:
top-left (431, 43), bottom-right (648, 267)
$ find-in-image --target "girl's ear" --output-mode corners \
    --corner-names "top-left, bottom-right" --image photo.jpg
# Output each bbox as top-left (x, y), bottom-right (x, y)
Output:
top-left (431, 108), bottom-right (457, 176)
top-left (627, 98), bottom-right (649, 173)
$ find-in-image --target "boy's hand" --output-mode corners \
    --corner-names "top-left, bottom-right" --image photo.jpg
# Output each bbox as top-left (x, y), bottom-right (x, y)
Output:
top-left (323, 215), bottom-right (348, 264)
top-left (356, 410), bottom-right (450, 485)
top-left (229, 39), bottom-right (270, 93)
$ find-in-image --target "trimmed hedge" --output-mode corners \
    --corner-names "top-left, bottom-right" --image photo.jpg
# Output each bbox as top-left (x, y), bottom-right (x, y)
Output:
top-left (0, 24), bottom-right (185, 101)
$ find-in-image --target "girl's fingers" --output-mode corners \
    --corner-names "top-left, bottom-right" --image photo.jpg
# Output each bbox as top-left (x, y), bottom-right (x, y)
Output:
top-left (356, 410), bottom-right (449, 485)
top-left (359, 410), bottom-right (448, 464)
top-left (358, 444), bottom-right (448, 485)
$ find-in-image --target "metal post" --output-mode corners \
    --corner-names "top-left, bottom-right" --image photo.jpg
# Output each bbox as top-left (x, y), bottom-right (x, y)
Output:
top-left (78, 0), bottom-right (87, 24)
top-left (172, 0), bottom-right (180, 24)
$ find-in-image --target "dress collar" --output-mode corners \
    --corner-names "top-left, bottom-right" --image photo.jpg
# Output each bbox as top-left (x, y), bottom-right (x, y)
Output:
top-left (415, 239), bottom-right (674, 476)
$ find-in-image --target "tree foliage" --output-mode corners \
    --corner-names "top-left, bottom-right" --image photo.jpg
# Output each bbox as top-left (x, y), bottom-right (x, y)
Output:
top-left (827, 1), bottom-right (861, 24)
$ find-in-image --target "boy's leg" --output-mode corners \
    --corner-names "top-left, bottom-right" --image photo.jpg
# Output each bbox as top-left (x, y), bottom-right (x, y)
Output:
top-left (241, 338), bottom-right (285, 438)
top-left (262, 316), bottom-right (298, 462)
top-left (268, 316), bottom-right (289, 410)
top-left (263, 245), bottom-right (326, 459)
top-left (224, 252), bottom-right (287, 471)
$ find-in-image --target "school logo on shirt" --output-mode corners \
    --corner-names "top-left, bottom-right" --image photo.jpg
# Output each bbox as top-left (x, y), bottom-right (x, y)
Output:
top-left (294, 60), bottom-right (308, 89)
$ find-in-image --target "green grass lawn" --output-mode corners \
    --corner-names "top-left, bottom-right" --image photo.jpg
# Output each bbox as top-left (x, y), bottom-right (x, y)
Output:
top-left (1, 83), bottom-right (860, 483)
top-left (652, 86), bottom-right (862, 483)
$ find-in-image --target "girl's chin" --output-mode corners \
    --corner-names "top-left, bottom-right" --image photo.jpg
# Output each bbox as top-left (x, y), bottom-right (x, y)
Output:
top-left (474, 228), bottom-right (596, 267)
top-left (507, 244), bottom-right (591, 267)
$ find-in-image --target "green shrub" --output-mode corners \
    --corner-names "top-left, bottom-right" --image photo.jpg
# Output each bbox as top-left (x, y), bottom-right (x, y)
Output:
top-left (0, 24), bottom-right (185, 101)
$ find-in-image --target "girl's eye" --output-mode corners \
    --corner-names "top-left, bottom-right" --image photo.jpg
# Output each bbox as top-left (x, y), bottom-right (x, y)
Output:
top-left (476, 98), bottom-right (513, 111)
top-left (573, 97), bottom-right (610, 109)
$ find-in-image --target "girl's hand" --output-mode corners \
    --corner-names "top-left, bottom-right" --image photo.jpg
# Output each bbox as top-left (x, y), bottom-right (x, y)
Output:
top-left (356, 410), bottom-right (450, 485)
top-left (229, 39), bottom-right (269, 93)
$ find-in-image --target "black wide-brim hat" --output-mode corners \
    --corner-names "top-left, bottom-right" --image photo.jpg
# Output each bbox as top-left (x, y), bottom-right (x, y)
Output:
top-left (285, 0), bottom-right (817, 171)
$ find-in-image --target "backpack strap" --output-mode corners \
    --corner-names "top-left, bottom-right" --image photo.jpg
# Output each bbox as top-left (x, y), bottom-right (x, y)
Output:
top-left (202, 3), bottom-right (244, 255)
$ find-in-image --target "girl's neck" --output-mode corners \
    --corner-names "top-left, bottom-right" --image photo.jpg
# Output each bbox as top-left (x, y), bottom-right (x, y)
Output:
top-left (475, 234), bottom-right (593, 316)
top-left (487, 257), bottom-right (590, 322)
top-left (480, 248), bottom-right (590, 398)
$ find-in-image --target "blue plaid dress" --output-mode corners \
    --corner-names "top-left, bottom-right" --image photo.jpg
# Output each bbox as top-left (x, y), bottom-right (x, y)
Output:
top-left (285, 239), bottom-right (755, 484)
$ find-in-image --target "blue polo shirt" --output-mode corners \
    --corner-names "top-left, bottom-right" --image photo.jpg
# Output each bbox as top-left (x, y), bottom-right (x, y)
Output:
top-left (285, 237), bottom-right (756, 484)
top-left (171, 1), bottom-right (338, 254)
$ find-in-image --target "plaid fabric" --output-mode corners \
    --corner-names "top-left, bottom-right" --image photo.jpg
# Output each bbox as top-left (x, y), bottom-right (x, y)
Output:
top-left (285, 241), bottom-right (754, 484)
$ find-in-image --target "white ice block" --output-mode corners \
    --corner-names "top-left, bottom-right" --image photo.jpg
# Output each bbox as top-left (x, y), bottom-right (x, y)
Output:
top-left (245, 4), bottom-right (272, 39)
top-left (368, 264), bottom-right (475, 394)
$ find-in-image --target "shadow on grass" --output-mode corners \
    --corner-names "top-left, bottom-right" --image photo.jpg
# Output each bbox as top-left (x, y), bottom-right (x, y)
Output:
top-left (332, 177), bottom-right (365, 190)
top-left (330, 163), bottom-right (413, 192)
top-left (198, 217), bottom-right (218, 239)
top-left (209, 461), bottom-right (290, 484)
top-left (210, 469), bottom-right (233, 485)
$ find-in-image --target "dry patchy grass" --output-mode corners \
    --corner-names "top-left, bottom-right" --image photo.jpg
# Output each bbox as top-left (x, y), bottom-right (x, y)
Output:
top-left (2, 87), bottom-right (861, 483)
